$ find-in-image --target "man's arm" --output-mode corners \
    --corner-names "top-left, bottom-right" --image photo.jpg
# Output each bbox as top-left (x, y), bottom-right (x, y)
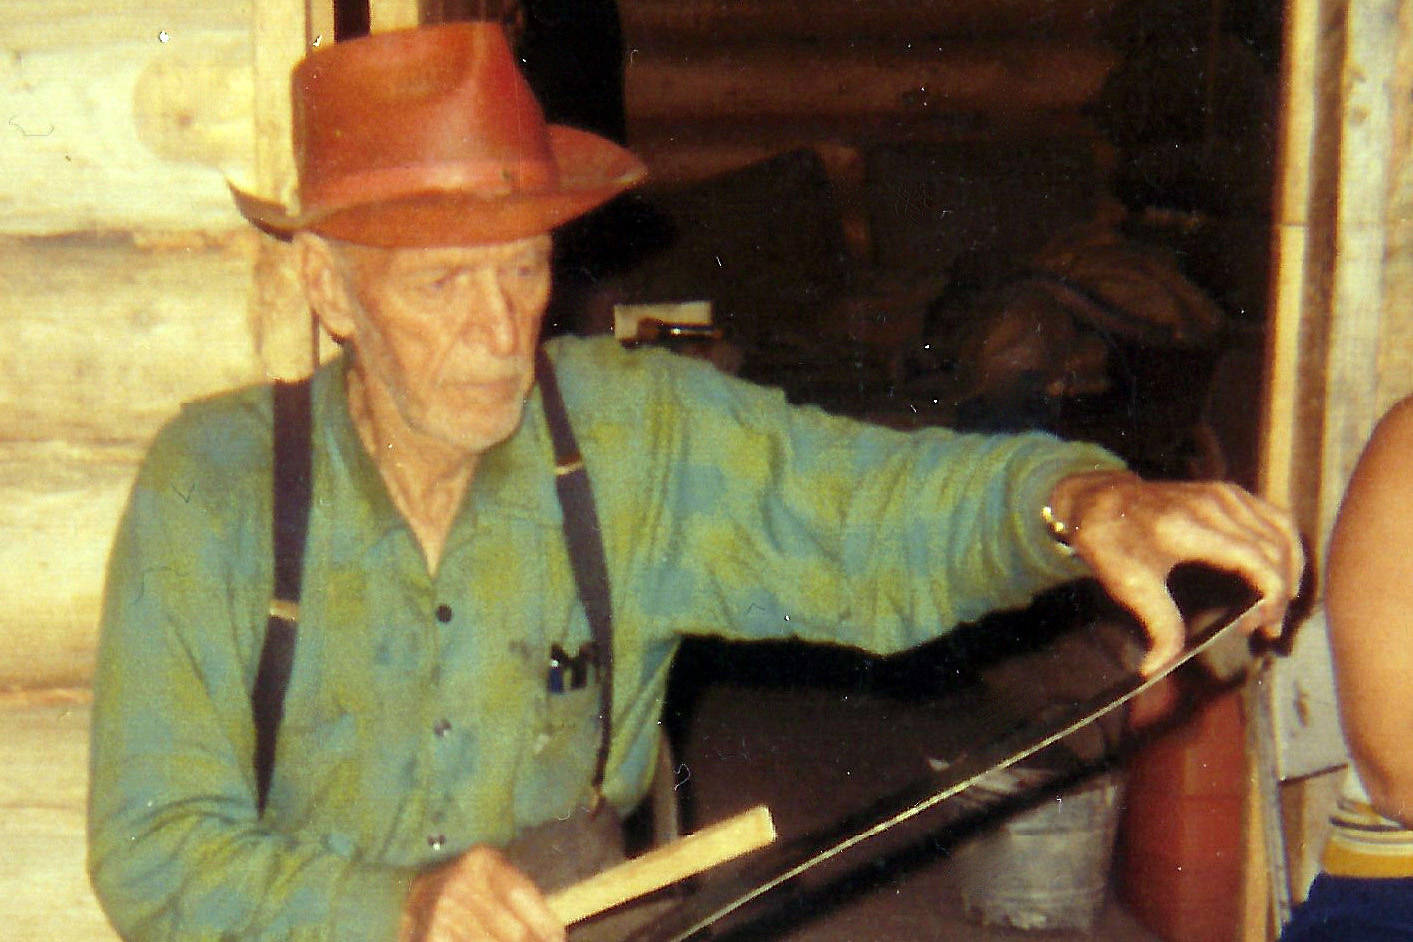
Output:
top-left (640, 346), bottom-right (1301, 666)
top-left (1046, 469), bottom-right (1303, 675)
top-left (88, 437), bottom-right (416, 939)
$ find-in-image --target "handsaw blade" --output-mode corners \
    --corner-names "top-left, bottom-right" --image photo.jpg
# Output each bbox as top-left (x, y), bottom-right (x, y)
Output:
top-left (625, 599), bottom-right (1262, 942)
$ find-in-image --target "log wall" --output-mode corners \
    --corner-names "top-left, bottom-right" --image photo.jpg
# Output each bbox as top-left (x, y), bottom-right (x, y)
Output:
top-left (1, 2), bottom-right (310, 934)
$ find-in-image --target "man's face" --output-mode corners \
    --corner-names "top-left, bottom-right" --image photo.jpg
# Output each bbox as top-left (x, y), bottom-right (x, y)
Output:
top-left (326, 235), bottom-right (553, 454)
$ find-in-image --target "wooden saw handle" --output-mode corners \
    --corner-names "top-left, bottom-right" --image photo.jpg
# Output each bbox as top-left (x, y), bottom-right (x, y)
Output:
top-left (546, 804), bottom-right (776, 927)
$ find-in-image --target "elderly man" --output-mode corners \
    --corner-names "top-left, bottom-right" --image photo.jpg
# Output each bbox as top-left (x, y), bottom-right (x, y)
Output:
top-left (88, 21), bottom-right (1300, 942)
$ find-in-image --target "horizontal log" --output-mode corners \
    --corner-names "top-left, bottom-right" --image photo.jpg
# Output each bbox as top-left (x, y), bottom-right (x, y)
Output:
top-left (0, 700), bottom-right (115, 939)
top-left (0, 442), bottom-right (140, 688)
top-left (627, 112), bottom-right (1104, 185)
top-left (2, 1), bottom-right (255, 235)
top-left (0, 234), bottom-right (264, 444)
top-left (624, 40), bottom-right (1118, 121)
top-left (0, 231), bottom-right (269, 687)
top-left (620, 0), bottom-right (1120, 43)
top-left (3, 1), bottom-right (1116, 235)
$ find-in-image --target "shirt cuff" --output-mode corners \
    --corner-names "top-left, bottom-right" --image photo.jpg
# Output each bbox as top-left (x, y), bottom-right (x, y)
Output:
top-left (1018, 443), bottom-right (1126, 581)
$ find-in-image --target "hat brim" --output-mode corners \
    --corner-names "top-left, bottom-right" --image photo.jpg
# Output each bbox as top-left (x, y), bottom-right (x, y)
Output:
top-left (231, 125), bottom-right (647, 247)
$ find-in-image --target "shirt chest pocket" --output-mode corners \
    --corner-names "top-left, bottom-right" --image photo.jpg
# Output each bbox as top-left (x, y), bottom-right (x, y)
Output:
top-left (535, 637), bottom-right (605, 747)
top-left (514, 624), bottom-right (607, 824)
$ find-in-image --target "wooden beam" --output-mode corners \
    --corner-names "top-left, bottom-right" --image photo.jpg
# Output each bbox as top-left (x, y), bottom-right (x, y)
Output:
top-left (624, 40), bottom-right (1118, 122)
top-left (1249, 0), bottom-right (1337, 935)
top-left (0, 701), bottom-right (115, 940)
top-left (0, 1), bottom-right (251, 236)
top-left (1259, 0), bottom-right (1325, 518)
top-left (0, 234), bottom-right (265, 689)
top-left (1318, 0), bottom-right (1400, 544)
top-left (619, 0), bottom-right (1121, 44)
top-left (370, 0), bottom-right (421, 32)
top-left (0, 235), bottom-right (261, 445)
top-left (308, 0), bottom-right (336, 48)
top-left (250, 0), bottom-right (326, 380)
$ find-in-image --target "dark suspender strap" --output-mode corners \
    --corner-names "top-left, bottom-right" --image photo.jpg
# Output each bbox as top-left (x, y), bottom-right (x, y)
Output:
top-left (252, 377), bottom-right (313, 814)
top-left (535, 347), bottom-right (615, 809)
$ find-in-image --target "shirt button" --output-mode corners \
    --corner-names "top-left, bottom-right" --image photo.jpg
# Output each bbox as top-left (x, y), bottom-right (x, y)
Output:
top-left (433, 718), bottom-right (452, 738)
top-left (427, 833), bottom-right (446, 850)
top-left (435, 604), bottom-right (454, 623)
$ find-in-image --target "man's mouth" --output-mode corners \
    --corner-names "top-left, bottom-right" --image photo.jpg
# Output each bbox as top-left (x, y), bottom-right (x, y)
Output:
top-left (441, 371), bottom-right (523, 394)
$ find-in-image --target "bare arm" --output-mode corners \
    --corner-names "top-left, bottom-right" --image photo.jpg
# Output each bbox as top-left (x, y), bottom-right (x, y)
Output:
top-left (1048, 469), bottom-right (1303, 675)
top-left (1326, 398), bottom-right (1413, 827)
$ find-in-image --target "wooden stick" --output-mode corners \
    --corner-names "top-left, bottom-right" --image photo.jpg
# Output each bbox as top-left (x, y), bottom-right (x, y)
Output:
top-left (546, 805), bottom-right (776, 927)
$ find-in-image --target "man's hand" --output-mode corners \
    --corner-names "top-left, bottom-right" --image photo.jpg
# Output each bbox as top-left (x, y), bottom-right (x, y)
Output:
top-left (400, 845), bottom-right (566, 942)
top-left (1047, 470), bottom-right (1303, 675)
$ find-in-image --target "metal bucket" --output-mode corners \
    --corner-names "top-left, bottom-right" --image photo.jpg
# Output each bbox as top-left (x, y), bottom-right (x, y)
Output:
top-left (951, 768), bottom-right (1126, 932)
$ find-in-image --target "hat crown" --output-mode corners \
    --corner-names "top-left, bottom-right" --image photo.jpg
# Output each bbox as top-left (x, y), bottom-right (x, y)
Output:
top-left (292, 23), bottom-right (556, 214)
top-left (230, 21), bottom-right (645, 247)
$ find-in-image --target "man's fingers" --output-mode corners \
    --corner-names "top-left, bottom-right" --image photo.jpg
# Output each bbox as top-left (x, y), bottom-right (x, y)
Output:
top-left (1139, 486), bottom-right (1299, 638)
top-left (1207, 483), bottom-right (1304, 590)
top-left (460, 852), bottom-right (563, 942)
top-left (1133, 601), bottom-right (1184, 676)
top-left (411, 846), bottom-right (566, 942)
top-left (493, 873), bottom-right (565, 941)
top-left (1095, 568), bottom-right (1185, 676)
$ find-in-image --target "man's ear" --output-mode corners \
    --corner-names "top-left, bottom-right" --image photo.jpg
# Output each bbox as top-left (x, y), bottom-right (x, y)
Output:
top-left (294, 232), bottom-right (356, 340)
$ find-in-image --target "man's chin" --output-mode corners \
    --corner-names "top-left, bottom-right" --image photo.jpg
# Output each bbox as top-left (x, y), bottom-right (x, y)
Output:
top-left (423, 404), bottom-right (527, 453)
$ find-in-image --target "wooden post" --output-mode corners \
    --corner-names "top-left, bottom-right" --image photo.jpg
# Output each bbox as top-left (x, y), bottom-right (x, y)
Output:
top-left (1247, 1), bottom-right (1333, 935)
top-left (1251, 0), bottom-right (1413, 937)
top-left (250, 0), bottom-right (326, 381)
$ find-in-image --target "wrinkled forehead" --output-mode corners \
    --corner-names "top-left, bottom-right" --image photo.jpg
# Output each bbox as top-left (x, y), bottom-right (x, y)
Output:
top-left (333, 233), bottom-right (552, 279)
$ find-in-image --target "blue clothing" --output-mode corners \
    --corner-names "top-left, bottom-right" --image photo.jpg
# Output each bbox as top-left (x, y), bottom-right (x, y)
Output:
top-left (1281, 873), bottom-right (1413, 941)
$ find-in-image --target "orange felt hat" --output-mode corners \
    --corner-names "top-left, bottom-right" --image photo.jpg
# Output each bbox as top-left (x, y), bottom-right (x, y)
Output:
top-left (232, 22), bottom-right (647, 247)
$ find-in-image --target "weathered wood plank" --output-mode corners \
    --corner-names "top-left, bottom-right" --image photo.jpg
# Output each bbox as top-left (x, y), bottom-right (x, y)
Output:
top-left (1376, 0), bottom-right (1413, 413)
top-left (0, 230), bottom-right (276, 686)
top-left (0, 442), bottom-right (140, 688)
top-left (1259, 0), bottom-right (1323, 517)
top-left (2, 1), bottom-right (255, 235)
top-left (623, 40), bottom-right (1118, 121)
top-left (619, 0), bottom-right (1119, 43)
top-left (251, 0), bottom-right (323, 380)
top-left (1318, 0), bottom-right (1401, 548)
top-left (0, 235), bottom-right (263, 444)
top-left (0, 700), bottom-right (116, 939)
top-left (370, 0), bottom-right (422, 32)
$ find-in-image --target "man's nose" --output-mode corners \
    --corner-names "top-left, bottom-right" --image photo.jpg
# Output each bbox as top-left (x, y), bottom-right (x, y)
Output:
top-left (455, 268), bottom-right (518, 355)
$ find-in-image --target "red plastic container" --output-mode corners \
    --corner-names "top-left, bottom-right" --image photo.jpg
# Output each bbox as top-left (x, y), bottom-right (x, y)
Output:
top-left (1118, 687), bottom-right (1247, 942)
